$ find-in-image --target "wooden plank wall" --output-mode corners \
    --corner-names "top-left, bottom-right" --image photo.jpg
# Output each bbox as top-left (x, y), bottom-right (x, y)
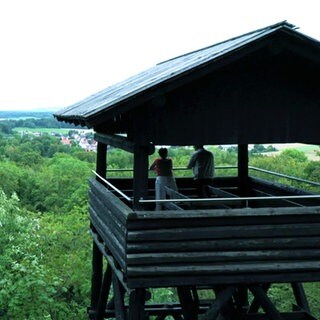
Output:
top-left (125, 207), bottom-right (320, 288)
top-left (89, 178), bottom-right (132, 271)
top-left (88, 178), bottom-right (320, 291)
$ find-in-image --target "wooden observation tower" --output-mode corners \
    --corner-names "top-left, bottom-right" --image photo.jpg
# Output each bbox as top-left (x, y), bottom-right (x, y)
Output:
top-left (54, 21), bottom-right (320, 319)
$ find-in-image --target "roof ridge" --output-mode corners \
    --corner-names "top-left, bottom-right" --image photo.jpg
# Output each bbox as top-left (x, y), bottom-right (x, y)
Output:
top-left (158, 21), bottom-right (297, 65)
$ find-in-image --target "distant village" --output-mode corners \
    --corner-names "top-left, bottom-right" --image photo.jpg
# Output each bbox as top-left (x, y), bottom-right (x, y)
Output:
top-left (59, 130), bottom-right (97, 152)
top-left (20, 128), bottom-right (98, 152)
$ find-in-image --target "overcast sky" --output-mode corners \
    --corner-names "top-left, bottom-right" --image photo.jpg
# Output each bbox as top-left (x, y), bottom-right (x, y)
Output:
top-left (0, 0), bottom-right (319, 111)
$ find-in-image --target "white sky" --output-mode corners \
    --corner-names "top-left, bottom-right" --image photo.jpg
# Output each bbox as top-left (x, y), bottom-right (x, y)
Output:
top-left (0, 0), bottom-right (319, 111)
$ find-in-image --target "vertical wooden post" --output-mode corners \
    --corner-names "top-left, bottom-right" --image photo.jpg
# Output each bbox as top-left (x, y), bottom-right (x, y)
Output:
top-left (291, 282), bottom-right (310, 313)
top-left (177, 286), bottom-right (199, 320)
top-left (238, 144), bottom-right (249, 196)
top-left (90, 241), bottom-right (103, 314)
top-left (95, 264), bottom-right (112, 320)
top-left (112, 273), bottom-right (126, 320)
top-left (205, 286), bottom-right (236, 320)
top-left (133, 144), bottom-right (149, 209)
top-left (128, 288), bottom-right (146, 320)
top-left (235, 286), bottom-right (249, 312)
top-left (96, 141), bottom-right (107, 179)
top-left (90, 142), bottom-right (107, 312)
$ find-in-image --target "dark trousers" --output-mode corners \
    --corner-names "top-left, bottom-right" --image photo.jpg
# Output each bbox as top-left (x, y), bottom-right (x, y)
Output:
top-left (195, 178), bottom-right (212, 198)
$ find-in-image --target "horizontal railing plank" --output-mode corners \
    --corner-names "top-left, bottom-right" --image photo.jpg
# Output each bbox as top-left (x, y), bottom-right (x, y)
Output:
top-left (127, 249), bottom-right (320, 265)
top-left (127, 237), bottom-right (320, 253)
top-left (127, 261), bottom-right (320, 277)
top-left (127, 223), bottom-right (320, 242)
top-left (126, 271), bottom-right (320, 288)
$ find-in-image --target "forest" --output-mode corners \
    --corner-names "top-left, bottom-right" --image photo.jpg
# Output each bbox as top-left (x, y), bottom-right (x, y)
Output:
top-left (0, 120), bottom-right (320, 319)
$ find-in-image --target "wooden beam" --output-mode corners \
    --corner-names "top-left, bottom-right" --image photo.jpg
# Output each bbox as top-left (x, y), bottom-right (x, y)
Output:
top-left (128, 288), bottom-right (146, 320)
top-left (96, 141), bottom-right (107, 179)
top-left (238, 144), bottom-right (249, 196)
top-left (177, 286), bottom-right (199, 320)
top-left (249, 285), bottom-right (284, 320)
top-left (95, 132), bottom-right (155, 155)
top-left (112, 273), bottom-right (126, 320)
top-left (247, 283), bottom-right (271, 313)
top-left (133, 144), bottom-right (149, 209)
top-left (90, 240), bottom-right (103, 311)
top-left (205, 286), bottom-right (236, 320)
top-left (291, 282), bottom-right (310, 313)
top-left (95, 264), bottom-right (112, 320)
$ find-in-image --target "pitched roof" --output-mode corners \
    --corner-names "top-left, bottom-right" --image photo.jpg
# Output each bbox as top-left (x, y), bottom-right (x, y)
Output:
top-left (54, 21), bottom-right (319, 127)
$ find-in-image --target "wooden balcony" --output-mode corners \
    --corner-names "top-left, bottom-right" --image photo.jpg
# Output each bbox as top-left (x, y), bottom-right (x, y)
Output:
top-left (89, 172), bottom-right (320, 289)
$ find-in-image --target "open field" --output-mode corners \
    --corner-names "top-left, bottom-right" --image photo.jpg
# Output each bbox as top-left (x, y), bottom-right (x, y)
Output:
top-left (13, 127), bottom-right (70, 134)
top-left (12, 127), bottom-right (93, 135)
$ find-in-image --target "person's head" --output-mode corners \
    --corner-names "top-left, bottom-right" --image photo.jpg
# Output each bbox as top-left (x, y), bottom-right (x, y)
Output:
top-left (194, 145), bottom-right (203, 150)
top-left (158, 147), bottom-right (168, 159)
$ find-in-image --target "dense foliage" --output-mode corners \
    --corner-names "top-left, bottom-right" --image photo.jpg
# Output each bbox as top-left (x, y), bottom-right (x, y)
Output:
top-left (0, 126), bottom-right (319, 318)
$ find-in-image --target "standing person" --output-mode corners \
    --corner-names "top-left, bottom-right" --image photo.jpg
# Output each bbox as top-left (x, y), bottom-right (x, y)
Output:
top-left (150, 147), bottom-right (178, 210)
top-left (187, 145), bottom-right (214, 198)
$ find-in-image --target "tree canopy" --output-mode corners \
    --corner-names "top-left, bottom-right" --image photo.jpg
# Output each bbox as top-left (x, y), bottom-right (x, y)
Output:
top-left (0, 126), bottom-right (319, 318)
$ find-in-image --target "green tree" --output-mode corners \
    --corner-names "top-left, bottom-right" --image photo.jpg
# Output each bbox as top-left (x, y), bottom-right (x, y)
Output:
top-left (33, 153), bottom-right (93, 213)
top-left (39, 207), bottom-right (91, 319)
top-left (279, 149), bottom-right (308, 163)
top-left (0, 191), bottom-right (64, 319)
top-left (0, 162), bottom-right (23, 197)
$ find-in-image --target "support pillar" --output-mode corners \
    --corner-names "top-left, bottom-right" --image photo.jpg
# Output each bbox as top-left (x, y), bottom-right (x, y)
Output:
top-left (291, 282), bottom-right (310, 313)
top-left (249, 285), bottom-right (284, 320)
top-left (238, 144), bottom-right (249, 197)
top-left (128, 288), bottom-right (146, 320)
top-left (95, 264), bottom-right (112, 320)
top-left (177, 286), bottom-right (199, 320)
top-left (90, 141), bottom-right (107, 314)
top-left (112, 273), bottom-right (126, 320)
top-left (205, 286), bottom-right (236, 320)
top-left (90, 241), bottom-right (103, 315)
top-left (96, 141), bottom-right (107, 179)
top-left (133, 144), bottom-right (149, 210)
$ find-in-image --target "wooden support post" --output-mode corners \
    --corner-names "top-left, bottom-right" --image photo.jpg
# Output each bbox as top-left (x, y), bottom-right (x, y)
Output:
top-left (128, 288), bottom-right (146, 320)
top-left (291, 282), bottom-right (310, 313)
top-left (112, 273), bottom-right (126, 320)
top-left (177, 286), bottom-right (199, 320)
top-left (238, 144), bottom-right (249, 197)
top-left (234, 286), bottom-right (249, 312)
top-left (90, 141), bottom-right (107, 314)
top-left (205, 286), bottom-right (236, 320)
top-left (133, 144), bottom-right (149, 209)
top-left (247, 283), bottom-right (270, 313)
top-left (249, 285), bottom-right (284, 320)
top-left (96, 141), bottom-right (107, 179)
top-left (90, 241), bottom-right (103, 313)
top-left (95, 264), bottom-right (112, 320)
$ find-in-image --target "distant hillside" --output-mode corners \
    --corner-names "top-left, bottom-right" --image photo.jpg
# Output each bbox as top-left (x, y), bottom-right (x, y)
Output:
top-left (0, 110), bottom-right (54, 119)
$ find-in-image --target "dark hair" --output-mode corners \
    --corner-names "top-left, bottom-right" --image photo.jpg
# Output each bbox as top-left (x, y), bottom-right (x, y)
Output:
top-left (158, 147), bottom-right (168, 158)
